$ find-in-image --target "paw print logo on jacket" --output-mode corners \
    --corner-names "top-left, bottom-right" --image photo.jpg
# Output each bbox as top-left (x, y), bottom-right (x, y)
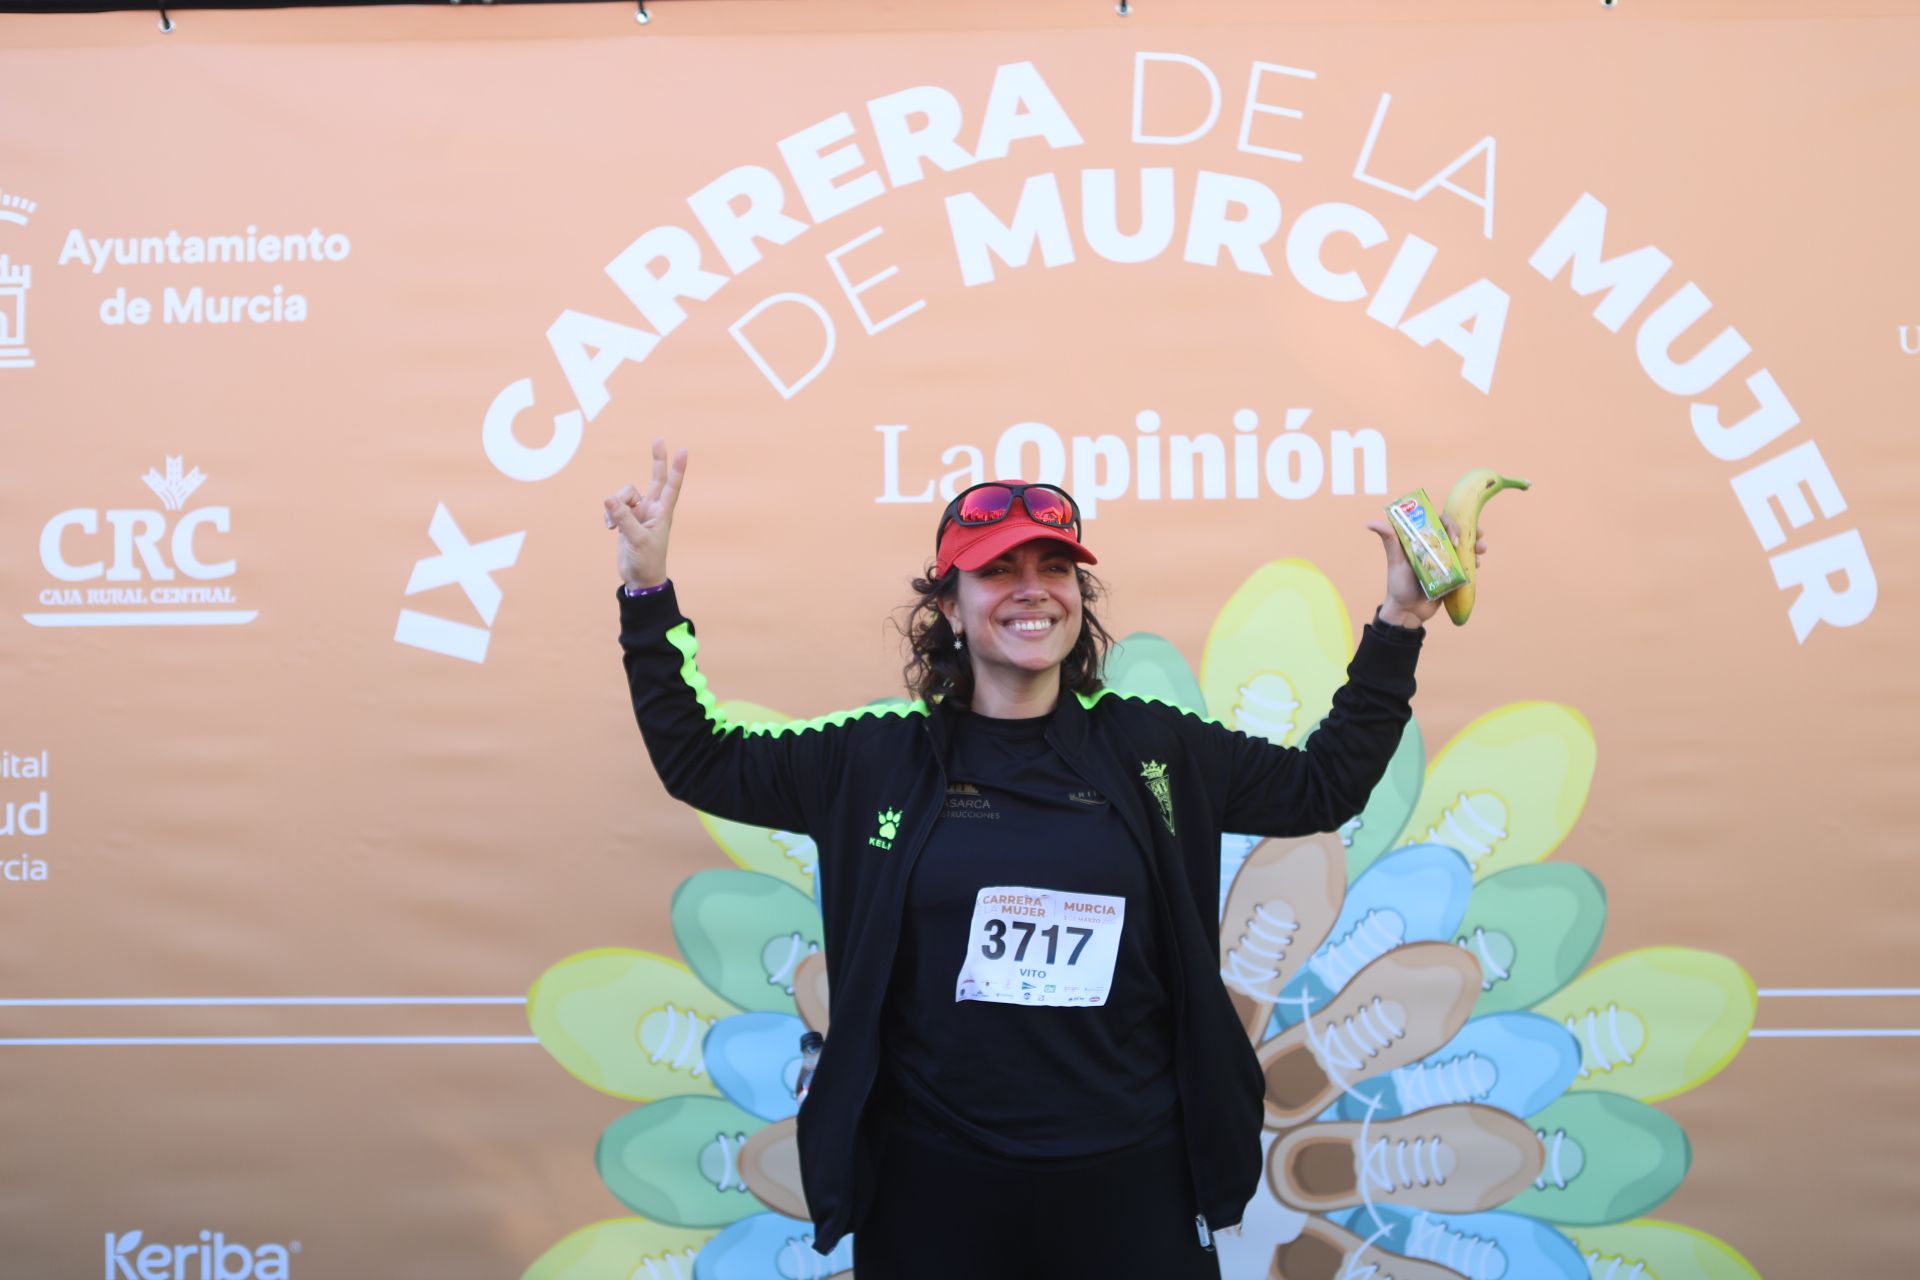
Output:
top-left (870, 808), bottom-right (904, 849)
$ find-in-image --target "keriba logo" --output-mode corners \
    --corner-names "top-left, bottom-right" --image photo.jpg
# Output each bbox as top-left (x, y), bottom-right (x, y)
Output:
top-left (104, 1230), bottom-right (299, 1280)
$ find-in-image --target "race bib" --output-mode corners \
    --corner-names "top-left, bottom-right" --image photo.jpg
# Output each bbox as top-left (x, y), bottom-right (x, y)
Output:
top-left (954, 885), bottom-right (1126, 1007)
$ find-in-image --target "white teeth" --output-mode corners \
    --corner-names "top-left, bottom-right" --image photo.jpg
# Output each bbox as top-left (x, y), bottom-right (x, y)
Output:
top-left (1008, 619), bottom-right (1052, 633)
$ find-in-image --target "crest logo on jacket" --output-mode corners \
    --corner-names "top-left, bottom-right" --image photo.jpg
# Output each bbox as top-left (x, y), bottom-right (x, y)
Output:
top-left (869, 807), bottom-right (904, 850)
top-left (1139, 761), bottom-right (1175, 835)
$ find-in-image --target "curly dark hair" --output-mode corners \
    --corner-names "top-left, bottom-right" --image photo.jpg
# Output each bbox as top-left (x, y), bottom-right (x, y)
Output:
top-left (898, 563), bottom-right (1115, 705)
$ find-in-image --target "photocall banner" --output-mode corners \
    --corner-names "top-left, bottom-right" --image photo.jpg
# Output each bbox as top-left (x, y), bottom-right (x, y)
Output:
top-left (2, 2), bottom-right (1916, 1276)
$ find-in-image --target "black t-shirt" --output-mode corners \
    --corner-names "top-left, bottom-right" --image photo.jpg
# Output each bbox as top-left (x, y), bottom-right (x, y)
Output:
top-left (877, 709), bottom-right (1179, 1157)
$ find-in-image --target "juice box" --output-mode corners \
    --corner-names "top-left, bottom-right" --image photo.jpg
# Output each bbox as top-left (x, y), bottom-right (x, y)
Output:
top-left (1385, 489), bottom-right (1469, 599)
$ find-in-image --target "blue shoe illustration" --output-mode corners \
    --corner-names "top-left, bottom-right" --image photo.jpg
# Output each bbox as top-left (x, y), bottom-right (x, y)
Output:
top-left (1272, 844), bottom-right (1474, 1029)
top-left (695, 1212), bottom-right (852, 1280)
top-left (1338, 1206), bottom-right (1588, 1280)
top-left (704, 1011), bottom-right (809, 1123)
top-left (1335, 1011), bottom-right (1580, 1122)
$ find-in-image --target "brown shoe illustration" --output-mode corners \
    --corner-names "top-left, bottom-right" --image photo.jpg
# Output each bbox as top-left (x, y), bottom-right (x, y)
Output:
top-left (1272, 1216), bottom-right (1468, 1280)
top-left (1255, 942), bottom-right (1480, 1129)
top-left (794, 950), bottom-right (830, 1035)
top-left (1268, 1103), bottom-right (1543, 1215)
top-left (1220, 836), bottom-right (1346, 1040)
top-left (738, 1116), bottom-right (807, 1219)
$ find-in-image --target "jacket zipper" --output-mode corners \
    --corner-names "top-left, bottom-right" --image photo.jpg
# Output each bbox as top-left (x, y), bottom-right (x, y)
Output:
top-left (836, 733), bottom-right (950, 1233)
top-left (1050, 737), bottom-right (1219, 1238)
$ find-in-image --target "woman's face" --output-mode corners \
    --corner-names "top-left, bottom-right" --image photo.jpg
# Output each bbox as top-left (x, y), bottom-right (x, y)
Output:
top-left (941, 540), bottom-right (1085, 686)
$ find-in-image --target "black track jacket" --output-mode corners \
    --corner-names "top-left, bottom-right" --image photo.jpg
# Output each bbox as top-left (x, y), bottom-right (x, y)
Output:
top-left (618, 584), bottom-right (1424, 1253)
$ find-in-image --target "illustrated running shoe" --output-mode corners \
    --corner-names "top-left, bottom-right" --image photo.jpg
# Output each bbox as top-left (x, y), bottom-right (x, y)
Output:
top-left (1335, 1012), bottom-right (1581, 1123)
top-left (597, 1096), bottom-right (768, 1228)
top-left (1272, 844), bottom-right (1474, 1030)
top-left (1269, 1104), bottom-right (1542, 1215)
top-left (1505, 1093), bottom-right (1690, 1226)
top-left (697, 813), bottom-right (819, 897)
top-left (1220, 836), bottom-right (1345, 1039)
top-left (1532, 947), bottom-right (1755, 1102)
top-left (529, 948), bottom-right (735, 1100)
top-left (1395, 703), bottom-right (1596, 881)
top-left (792, 951), bottom-right (829, 1034)
top-left (1216, 1129), bottom-right (1314, 1275)
top-left (1199, 560), bottom-right (1355, 748)
top-left (1454, 865), bottom-right (1606, 1016)
top-left (522, 1217), bottom-right (716, 1280)
top-left (1338, 1206), bottom-right (1588, 1280)
top-left (695, 1212), bottom-right (853, 1280)
top-left (1105, 630), bottom-right (1207, 716)
top-left (1271, 1215), bottom-right (1468, 1280)
top-left (704, 1011), bottom-right (809, 1123)
top-left (738, 1116), bottom-right (807, 1220)
top-left (1568, 1218), bottom-right (1762, 1279)
top-left (672, 870), bottom-right (823, 1016)
top-left (1258, 943), bottom-right (1481, 1128)
top-left (1221, 831), bottom-right (1265, 917)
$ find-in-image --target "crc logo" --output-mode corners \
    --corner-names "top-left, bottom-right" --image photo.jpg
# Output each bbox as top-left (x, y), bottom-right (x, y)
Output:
top-left (26, 457), bottom-right (257, 628)
top-left (104, 1230), bottom-right (299, 1280)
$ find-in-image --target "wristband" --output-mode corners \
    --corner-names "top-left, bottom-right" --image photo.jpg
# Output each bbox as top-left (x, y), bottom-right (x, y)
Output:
top-left (624, 579), bottom-right (671, 598)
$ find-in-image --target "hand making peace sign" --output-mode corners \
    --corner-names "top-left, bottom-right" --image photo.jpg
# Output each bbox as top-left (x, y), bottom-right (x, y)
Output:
top-left (604, 438), bottom-right (689, 590)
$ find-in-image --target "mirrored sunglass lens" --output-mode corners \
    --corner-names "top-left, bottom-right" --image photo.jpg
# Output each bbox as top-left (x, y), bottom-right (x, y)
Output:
top-left (957, 487), bottom-right (1013, 523)
top-left (1023, 490), bottom-right (1073, 527)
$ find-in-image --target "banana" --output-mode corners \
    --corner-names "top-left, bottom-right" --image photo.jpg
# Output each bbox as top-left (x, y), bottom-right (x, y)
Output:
top-left (1441, 469), bottom-right (1530, 625)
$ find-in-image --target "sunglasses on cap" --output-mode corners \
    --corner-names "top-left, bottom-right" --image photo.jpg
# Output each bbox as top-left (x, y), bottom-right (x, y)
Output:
top-left (935, 482), bottom-right (1082, 549)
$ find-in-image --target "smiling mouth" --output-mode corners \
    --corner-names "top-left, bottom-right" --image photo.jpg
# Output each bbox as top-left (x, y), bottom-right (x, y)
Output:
top-left (1005, 619), bottom-right (1056, 635)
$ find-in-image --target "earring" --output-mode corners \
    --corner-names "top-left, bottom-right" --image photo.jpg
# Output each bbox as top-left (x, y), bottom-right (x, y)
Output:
top-left (952, 634), bottom-right (965, 650)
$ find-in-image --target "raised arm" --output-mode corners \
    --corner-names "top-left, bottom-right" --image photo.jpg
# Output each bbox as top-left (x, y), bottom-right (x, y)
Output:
top-left (608, 442), bottom-right (825, 835)
top-left (1216, 516), bottom-right (1487, 833)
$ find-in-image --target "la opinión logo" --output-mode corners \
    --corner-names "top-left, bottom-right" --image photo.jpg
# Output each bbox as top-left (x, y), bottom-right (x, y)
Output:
top-left (104, 1230), bottom-right (300, 1280)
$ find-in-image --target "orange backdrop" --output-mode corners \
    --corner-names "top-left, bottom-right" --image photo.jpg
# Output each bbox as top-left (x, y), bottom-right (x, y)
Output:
top-left (2, 3), bottom-right (1916, 1277)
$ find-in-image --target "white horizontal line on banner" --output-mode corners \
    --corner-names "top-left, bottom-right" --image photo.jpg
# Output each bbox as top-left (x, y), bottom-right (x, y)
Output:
top-left (1756, 988), bottom-right (1920, 998)
top-left (1749, 1029), bottom-right (1920, 1038)
top-left (21, 611), bottom-right (258, 628)
top-left (0, 996), bottom-right (527, 1007)
top-left (0, 1035), bottom-right (541, 1047)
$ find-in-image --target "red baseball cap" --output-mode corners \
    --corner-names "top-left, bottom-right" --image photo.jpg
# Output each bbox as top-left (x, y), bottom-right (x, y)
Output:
top-left (935, 481), bottom-right (1098, 578)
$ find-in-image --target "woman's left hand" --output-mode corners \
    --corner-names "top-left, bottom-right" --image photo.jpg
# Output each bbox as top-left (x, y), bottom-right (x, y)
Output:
top-left (1363, 516), bottom-right (1489, 627)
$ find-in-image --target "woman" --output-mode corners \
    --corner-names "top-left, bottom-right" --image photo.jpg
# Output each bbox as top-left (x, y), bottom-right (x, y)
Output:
top-left (604, 441), bottom-right (1482, 1278)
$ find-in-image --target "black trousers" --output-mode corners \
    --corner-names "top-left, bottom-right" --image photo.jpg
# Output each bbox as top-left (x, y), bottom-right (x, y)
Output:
top-left (851, 1106), bottom-right (1223, 1280)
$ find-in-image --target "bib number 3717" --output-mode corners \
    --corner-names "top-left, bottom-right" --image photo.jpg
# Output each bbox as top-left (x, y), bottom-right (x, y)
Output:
top-left (954, 885), bottom-right (1126, 1008)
